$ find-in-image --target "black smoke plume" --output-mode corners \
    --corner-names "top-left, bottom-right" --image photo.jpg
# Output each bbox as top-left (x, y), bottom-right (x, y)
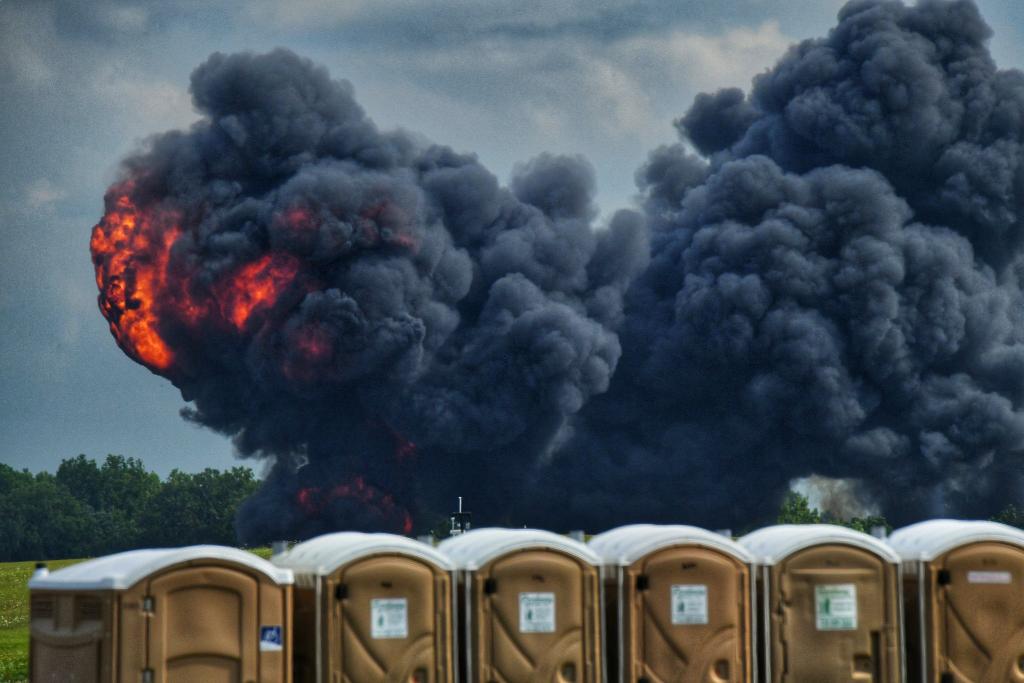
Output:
top-left (90, 49), bottom-right (645, 541)
top-left (526, 0), bottom-right (1024, 530)
top-left (91, 0), bottom-right (1024, 540)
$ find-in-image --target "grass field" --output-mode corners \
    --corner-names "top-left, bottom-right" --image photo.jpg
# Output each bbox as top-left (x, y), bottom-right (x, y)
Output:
top-left (0, 548), bottom-right (272, 683)
top-left (0, 558), bottom-right (83, 682)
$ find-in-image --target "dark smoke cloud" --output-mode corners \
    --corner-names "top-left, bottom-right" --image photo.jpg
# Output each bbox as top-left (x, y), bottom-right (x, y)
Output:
top-left (526, 0), bottom-right (1024, 530)
top-left (95, 49), bottom-right (645, 541)
top-left (95, 0), bottom-right (1024, 540)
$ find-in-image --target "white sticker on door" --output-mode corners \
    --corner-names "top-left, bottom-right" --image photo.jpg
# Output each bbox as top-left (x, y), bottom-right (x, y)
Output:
top-left (671, 584), bottom-right (709, 625)
top-left (371, 598), bottom-right (409, 639)
top-left (815, 584), bottom-right (857, 631)
top-left (967, 571), bottom-right (1012, 584)
top-left (519, 592), bottom-right (556, 633)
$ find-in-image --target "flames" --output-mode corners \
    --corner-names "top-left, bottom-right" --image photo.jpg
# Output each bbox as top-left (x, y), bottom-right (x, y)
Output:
top-left (90, 180), bottom-right (420, 536)
top-left (218, 253), bottom-right (301, 331)
top-left (89, 185), bottom-right (178, 370)
top-left (90, 186), bottom-right (305, 370)
top-left (297, 477), bottom-right (414, 534)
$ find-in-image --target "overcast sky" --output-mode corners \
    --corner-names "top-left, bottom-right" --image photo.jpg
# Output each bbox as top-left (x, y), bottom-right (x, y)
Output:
top-left (3, 0), bottom-right (1024, 477)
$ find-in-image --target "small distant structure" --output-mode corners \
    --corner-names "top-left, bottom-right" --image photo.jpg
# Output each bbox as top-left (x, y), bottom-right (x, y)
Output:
top-left (449, 496), bottom-right (472, 536)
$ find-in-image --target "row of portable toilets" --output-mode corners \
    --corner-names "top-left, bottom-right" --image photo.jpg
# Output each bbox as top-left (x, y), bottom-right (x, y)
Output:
top-left (27, 519), bottom-right (1024, 682)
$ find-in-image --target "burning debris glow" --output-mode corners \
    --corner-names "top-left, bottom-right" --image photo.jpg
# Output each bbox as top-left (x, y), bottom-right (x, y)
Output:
top-left (218, 253), bottom-right (301, 331)
top-left (90, 189), bottom-right (307, 368)
top-left (90, 187), bottom-right (178, 371)
top-left (296, 477), bottom-right (414, 535)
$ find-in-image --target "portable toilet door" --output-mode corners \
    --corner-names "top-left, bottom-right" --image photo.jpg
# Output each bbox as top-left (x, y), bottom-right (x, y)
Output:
top-left (739, 525), bottom-right (902, 683)
top-left (887, 519), bottom-right (1024, 683)
top-left (439, 528), bottom-right (603, 683)
top-left (273, 532), bottom-right (455, 683)
top-left (589, 524), bottom-right (755, 683)
top-left (28, 545), bottom-right (294, 683)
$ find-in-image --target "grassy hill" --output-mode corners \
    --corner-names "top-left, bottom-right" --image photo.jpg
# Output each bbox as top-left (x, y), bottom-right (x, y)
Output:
top-left (0, 548), bottom-right (273, 683)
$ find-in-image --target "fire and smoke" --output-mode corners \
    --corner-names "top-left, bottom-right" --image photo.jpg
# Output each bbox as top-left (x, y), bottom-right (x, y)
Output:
top-left (90, 49), bottom-right (643, 541)
top-left (92, 0), bottom-right (1024, 540)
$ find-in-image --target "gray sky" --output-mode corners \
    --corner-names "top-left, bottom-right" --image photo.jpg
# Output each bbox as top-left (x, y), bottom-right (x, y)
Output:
top-left (2, 0), bottom-right (1024, 477)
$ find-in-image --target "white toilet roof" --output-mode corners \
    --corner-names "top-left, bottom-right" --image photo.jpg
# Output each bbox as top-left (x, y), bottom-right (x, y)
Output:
top-left (588, 524), bottom-right (752, 567)
top-left (438, 528), bottom-right (601, 570)
top-left (30, 545), bottom-right (294, 591)
top-left (274, 532), bottom-right (453, 576)
top-left (887, 519), bottom-right (1024, 561)
top-left (739, 524), bottom-right (899, 565)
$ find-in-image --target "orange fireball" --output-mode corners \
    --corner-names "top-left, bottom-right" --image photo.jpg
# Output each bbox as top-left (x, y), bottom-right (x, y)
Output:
top-left (89, 186), bottom-right (178, 371)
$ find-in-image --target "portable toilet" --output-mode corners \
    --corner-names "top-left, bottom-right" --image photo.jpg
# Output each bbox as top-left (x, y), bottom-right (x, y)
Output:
top-left (28, 545), bottom-right (294, 683)
top-left (887, 519), bottom-right (1024, 683)
top-left (438, 528), bottom-right (603, 683)
top-left (739, 525), bottom-right (902, 683)
top-left (273, 532), bottom-right (455, 683)
top-left (589, 524), bottom-right (755, 683)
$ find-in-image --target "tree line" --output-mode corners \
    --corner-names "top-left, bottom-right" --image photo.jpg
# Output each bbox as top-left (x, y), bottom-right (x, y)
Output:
top-left (0, 455), bottom-right (260, 562)
top-left (775, 491), bottom-right (1024, 533)
top-left (6, 455), bottom-right (1024, 563)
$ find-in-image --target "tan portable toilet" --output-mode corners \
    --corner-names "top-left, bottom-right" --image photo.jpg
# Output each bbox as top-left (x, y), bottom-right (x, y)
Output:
top-left (887, 519), bottom-right (1024, 683)
top-left (28, 545), bottom-right (294, 683)
top-left (589, 524), bottom-right (755, 683)
top-left (739, 525), bottom-right (902, 683)
top-left (438, 528), bottom-right (603, 683)
top-left (273, 532), bottom-right (455, 683)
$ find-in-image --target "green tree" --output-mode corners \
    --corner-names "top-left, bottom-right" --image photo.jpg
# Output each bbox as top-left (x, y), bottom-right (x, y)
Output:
top-left (842, 515), bottom-right (891, 535)
top-left (0, 466), bottom-right (94, 561)
top-left (55, 454), bottom-right (161, 552)
top-left (141, 467), bottom-right (260, 547)
top-left (777, 492), bottom-right (822, 524)
top-left (0, 456), bottom-right (262, 561)
top-left (57, 454), bottom-right (160, 518)
top-left (992, 504), bottom-right (1024, 529)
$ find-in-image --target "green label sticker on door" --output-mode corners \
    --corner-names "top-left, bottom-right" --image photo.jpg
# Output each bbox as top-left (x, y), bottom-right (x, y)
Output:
top-left (519, 592), bottom-right (556, 633)
top-left (815, 584), bottom-right (857, 630)
top-left (671, 585), bottom-right (709, 625)
top-left (371, 598), bottom-right (408, 639)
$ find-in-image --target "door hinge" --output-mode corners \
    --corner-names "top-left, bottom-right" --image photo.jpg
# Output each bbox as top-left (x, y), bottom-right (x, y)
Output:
top-left (335, 583), bottom-right (348, 600)
top-left (484, 578), bottom-right (498, 594)
top-left (636, 575), bottom-right (649, 591)
top-left (142, 596), bottom-right (155, 613)
top-left (141, 669), bottom-right (154, 683)
top-left (940, 674), bottom-right (954, 683)
top-left (937, 570), bottom-right (951, 586)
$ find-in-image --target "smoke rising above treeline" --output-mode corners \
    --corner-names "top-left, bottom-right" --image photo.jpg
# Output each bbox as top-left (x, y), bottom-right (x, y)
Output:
top-left (90, 0), bottom-right (1024, 541)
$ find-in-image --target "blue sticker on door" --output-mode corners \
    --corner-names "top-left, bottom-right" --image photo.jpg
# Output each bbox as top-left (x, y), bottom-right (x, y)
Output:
top-left (260, 625), bottom-right (283, 651)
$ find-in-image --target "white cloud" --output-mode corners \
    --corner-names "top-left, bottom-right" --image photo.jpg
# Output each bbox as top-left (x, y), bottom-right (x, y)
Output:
top-left (91, 65), bottom-right (196, 133)
top-left (26, 178), bottom-right (65, 209)
top-left (242, 0), bottom-right (379, 28)
top-left (96, 5), bottom-right (149, 33)
top-left (580, 57), bottom-right (655, 137)
top-left (0, 3), bottom-right (57, 87)
top-left (617, 20), bottom-right (791, 94)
